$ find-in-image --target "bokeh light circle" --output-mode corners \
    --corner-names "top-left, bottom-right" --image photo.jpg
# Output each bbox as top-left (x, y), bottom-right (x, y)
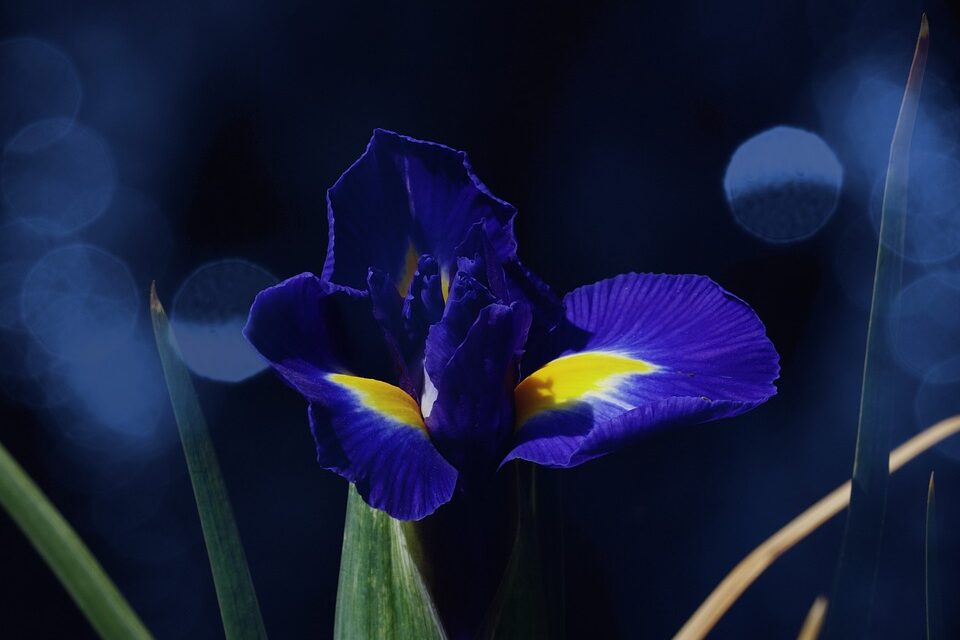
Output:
top-left (0, 335), bottom-right (68, 409)
top-left (0, 38), bottom-right (82, 145)
top-left (868, 152), bottom-right (960, 264)
top-left (723, 126), bottom-right (843, 243)
top-left (888, 270), bottom-right (960, 379)
top-left (0, 219), bottom-right (57, 329)
top-left (20, 244), bottom-right (139, 361)
top-left (2, 119), bottom-right (117, 235)
top-left (171, 259), bottom-right (277, 382)
top-left (53, 334), bottom-right (166, 444)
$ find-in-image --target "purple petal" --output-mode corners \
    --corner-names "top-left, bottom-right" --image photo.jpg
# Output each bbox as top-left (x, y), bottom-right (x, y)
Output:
top-left (425, 302), bottom-right (531, 478)
top-left (423, 270), bottom-right (496, 385)
top-left (324, 129), bottom-right (517, 290)
top-left (308, 377), bottom-right (457, 520)
top-left (402, 254), bottom-right (445, 354)
top-left (243, 273), bottom-right (394, 384)
top-left (244, 273), bottom-right (456, 519)
top-left (505, 273), bottom-right (779, 468)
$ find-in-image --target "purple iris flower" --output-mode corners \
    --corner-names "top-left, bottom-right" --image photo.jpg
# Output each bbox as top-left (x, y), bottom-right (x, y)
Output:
top-left (244, 129), bottom-right (780, 521)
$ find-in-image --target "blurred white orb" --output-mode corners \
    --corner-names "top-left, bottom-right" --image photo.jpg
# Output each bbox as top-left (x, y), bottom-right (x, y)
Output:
top-left (724, 126), bottom-right (843, 243)
top-left (172, 259), bottom-right (276, 383)
top-left (0, 38), bottom-right (81, 144)
top-left (20, 244), bottom-right (139, 361)
top-left (2, 119), bottom-right (117, 235)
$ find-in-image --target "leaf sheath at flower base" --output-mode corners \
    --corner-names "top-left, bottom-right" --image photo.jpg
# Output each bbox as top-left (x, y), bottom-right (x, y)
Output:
top-left (334, 485), bottom-right (446, 640)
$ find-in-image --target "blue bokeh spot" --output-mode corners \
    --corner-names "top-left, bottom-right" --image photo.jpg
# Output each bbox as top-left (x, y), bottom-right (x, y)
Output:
top-left (724, 125), bottom-right (843, 243)
top-left (20, 244), bottom-right (139, 362)
top-left (172, 259), bottom-right (277, 383)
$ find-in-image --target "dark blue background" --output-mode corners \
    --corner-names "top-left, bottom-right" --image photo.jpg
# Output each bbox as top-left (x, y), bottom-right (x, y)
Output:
top-left (2, 0), bottom-right (959, 637)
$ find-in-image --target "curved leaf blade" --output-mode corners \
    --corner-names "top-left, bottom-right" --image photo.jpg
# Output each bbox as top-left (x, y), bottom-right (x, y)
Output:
top-left (673, 413), bottom-right (960, 640)
top-left (798, 597), bottom-right (827, 640)
top-left (825, 14), bottom-right (929, 639)
top-left (0, 440), bottom-right (152, 639)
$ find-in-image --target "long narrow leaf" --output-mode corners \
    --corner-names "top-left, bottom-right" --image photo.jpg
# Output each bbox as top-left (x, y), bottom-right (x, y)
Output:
top-left (673, 413), bottom-right (960, 640)
top-left (925, 472), bottom-right (943, 640)
top-left (150, 284), bottom-right (267, 640)
top-left (334, 485), bottom-right (446, 639)
top-left (0, 440), bottom-right (152, 639)
top-left (824, 15), bottom-right (929, 639)
top-left (798, 597), bottom-right (827, 640)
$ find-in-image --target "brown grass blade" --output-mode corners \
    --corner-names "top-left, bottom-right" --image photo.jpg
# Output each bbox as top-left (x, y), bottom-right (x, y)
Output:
top-left (673, 414), bottom-right (960, 640)
top-left (797, 597), bottom-right (827, 640)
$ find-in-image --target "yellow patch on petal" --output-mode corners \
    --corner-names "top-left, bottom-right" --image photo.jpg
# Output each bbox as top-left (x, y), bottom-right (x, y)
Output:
top-left (514, 351), bottom-right (657, 428)
top-left (397, 240), bottom-right (420, 297)
top-left (395, 240), bottom-right (450, 302)
top-left (440, 267), bottom-right (450, 302)
top-left (328, 373), bottom-right (427, 432)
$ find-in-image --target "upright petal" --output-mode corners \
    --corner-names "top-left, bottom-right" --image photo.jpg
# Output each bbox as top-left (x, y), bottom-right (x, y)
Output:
top-left (423, 270), bottom-right (497, 386)
top-left (425, 302), bottom-right (531, 478)
top-left (505, 273), bottom-right (779, 468)
top-left (244, 273), bottom-right (456, 519)
top-left (402, 254), bottom-right (445, 355)
top-left (366, 268), bottom-right (417, 393)
top-left (324, 129), bottom-right (517, 290)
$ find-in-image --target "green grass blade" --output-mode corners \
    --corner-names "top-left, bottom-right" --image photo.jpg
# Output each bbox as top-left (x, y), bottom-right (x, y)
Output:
top-left (0, 440), bottom-right (153, 639)
top-left (824, 15), bottom-right (929, 639)
top-left (150, 284), bottom-right (268, 640)
top-left (334, 485), bottom-right (447, 640)
top-left (925, 473), bottom-right (943, 640)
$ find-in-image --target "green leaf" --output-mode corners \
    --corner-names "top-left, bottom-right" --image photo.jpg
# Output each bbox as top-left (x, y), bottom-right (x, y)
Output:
top-left (150, 284), bottom-right (268, 640)
top-left (480, 465), bottom-right (551, 640)
top-left (0, 439), bottom-right (152, 639)
top-left (334, 485), bottom-right (447, 640)
top-left (925, 472), bottom-right (943, 640)
top-left (824, 15), bottom-right (929, 639)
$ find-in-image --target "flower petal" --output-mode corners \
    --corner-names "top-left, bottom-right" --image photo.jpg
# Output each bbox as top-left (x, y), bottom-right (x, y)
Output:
top-left (324, 129), bottom-right (517, 291)
top-left (244, 273), bottom-right (456, 519)
top-left (366, 268), bottom-right (417, 393)
top-left (505, 273), bottom-right (779, 468)
top-left (243, 273), bottom-right (395, 382)
top-left (424, 302), bottom-right (531, 479)
top-left (402, 254), bottom-right (445, 355)
top-left (423, 270), bottom-right (497, 386)
top-left (308, 377), bottom-right (457, 520)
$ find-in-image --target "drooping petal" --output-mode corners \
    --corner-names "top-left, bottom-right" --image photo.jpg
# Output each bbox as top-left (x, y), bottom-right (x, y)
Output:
top-left (308, 377), bottom-right (457, 520)
top-left (243, 273), bottom-right (393, 381)
top-left (424, 302), bottom-right (531, 478)
top-left (244, 273), bottom-right (456, 519)
top-left (505, 273), bottom-right (779, 468)
top-left (323, 129), bottom-right (517, 291)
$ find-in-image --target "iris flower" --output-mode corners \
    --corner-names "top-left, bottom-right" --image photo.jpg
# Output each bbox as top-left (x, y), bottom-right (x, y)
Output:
top-left (244, 130), bottom-right (780, 521)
